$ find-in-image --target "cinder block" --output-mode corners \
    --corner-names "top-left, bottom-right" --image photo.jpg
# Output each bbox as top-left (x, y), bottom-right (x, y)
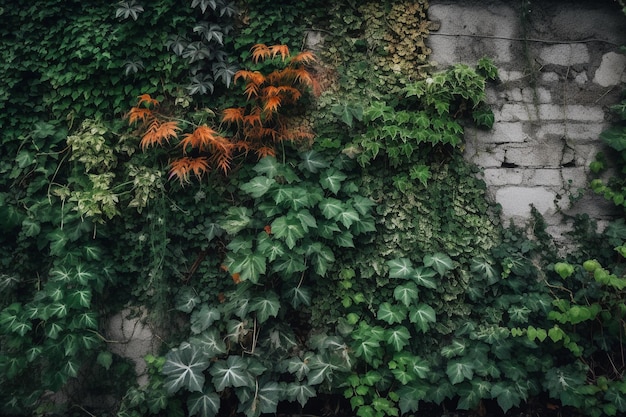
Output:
top-left (483, 168), bottom-right (524, 186)
top-left (465, 122), bottom-right (527, 144)
top-left (496, 186), bottom-right (557, 217)
top-left (539, 44), bottom-right (590, 66)
top-left (505, 144), bottom-right (564, 167)
top-left (523, 169), bottom-right (563, 186)
top-left (593, 52), bottom-right (626, 87)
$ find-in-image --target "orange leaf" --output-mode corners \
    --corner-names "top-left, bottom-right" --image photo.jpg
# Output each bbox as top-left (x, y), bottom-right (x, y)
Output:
top-left (250, 44), bottom-right (271, 63)
top-left (243, 110), bottom-right (263, 129)
top-left (140, 120), bottom-right (164, 150)
top-left (231, 273), bottom-right (241, 284)
top-left (137, 93), bottom-right (159, 108)
top-left (243, 82), bottom-right (260, 100)
top-left (128, 107), bottom-right (153, 125)
top-left (290, 50), bottom-right (317, 64)
top-left (269, 44), bottom-right (290, 61)
top-left (234, 70), bottom-right (265, 86)
top-left (179, 125), bottom-right (219, 153)
top-left (264, 225), bottom-right (272, 234)
top-left (222, 107), bottom-right (245, 124)
top-left (168, 157), bottom-right (210, 183)
top-left (263, 95), bottom-right (282, 113)
top-left (256, 146), bottom-right (277, 159)
top-left (212, 151), bottom-right (232, 174)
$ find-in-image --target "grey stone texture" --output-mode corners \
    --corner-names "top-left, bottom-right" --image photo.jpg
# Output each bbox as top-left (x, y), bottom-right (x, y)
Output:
top-left (428, 0), bottom-right (626, 237)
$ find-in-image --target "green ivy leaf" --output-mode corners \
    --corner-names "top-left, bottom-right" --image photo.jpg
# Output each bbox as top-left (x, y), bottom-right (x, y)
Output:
top-left (188, 389), bottom-right (220, 417)
top-left (191, 328), bottom-right (227, 358)
top-left (240, 176), bottom-right (276, 198)
top-left (336, 206), bottom-right (360, 229)
top-left (250, 292), bottom-right (280, 323)
top-left (253, 156), bottom-right (280, 178)
top-left (387, 258), bottom-right (414, 279)
top-left (397, 384), bottom-right (428, 414)
top-left (226, 249), bottom-right (267, 283)
top-left (190, 305), bottom-right (221, 334)
top-left (470, 257), bottom-right (499, 285)
top-left (271, 215), bottom-right (305, 249)
top-left (284, 286), bottom-right (311, 308)
top-left (220, 207), bottom-right (252, 235)
top-left (210, 355), bottom-right (254, 392)
top-left (299, 150), bottom-right (329, 173)
top-left (409, 303), bottom-right (436, 333)
top-left (320, 168), bottom-right (347, 194)
top-left (423, 253), bottom-right (454, 276)
top-left (285, 382), bottom-right (316, 407)
top-left (386, 326), bottom-right (410, 351)
top-left (412, 267), bottom-right (437, 289)
top-left (491, 382), bottom-right (523, 412)
top-left (393, 283), bottom-right (419, 307)
top-left (377, 302), bottom-right (407, 324)
top-left (446, 359), bottom-right (474, 385)
top-left (319, 198), bottom-right (344, 219)
top-left (163, 344), bottom-right (210, 394)
top-left (175, 287), bottom-right (201, 313)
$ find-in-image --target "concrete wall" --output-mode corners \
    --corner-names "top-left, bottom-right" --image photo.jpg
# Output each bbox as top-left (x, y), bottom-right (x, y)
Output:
top-left (428, 0), bottom-right (626, 238)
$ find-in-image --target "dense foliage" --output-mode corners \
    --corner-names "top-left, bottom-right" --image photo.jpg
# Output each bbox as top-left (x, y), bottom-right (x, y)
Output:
top-left (2, 1), bottom-right (626, 417)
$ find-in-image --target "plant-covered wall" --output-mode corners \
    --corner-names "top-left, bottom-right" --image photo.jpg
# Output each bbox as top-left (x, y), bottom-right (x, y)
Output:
top-left (2, 1), bottom-right (626, 417)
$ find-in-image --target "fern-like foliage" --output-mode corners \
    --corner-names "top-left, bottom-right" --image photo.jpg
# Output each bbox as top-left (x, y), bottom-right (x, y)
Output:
top-left (221, 43), bottom-right (319, 160)
top-left (127, 44), bottom-right (319, 183)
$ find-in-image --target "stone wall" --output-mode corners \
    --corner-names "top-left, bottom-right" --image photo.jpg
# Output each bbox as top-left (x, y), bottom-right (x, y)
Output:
top-left (428, 0), bottom-right (626, 239)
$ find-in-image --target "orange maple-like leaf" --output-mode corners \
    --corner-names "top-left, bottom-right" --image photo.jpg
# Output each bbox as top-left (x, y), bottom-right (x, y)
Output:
top-left (269, 44), bottom-right (290, 61)
top-left (243, 109), bottom-right (263, 129)
top-left (128, 107), bottom-right (154, 125)
top-left (231, 273), bottom-right (241, 284)
top-left (179, 125), bottom-right (219, 153)
top-left (250, 44), bottom-right (271, 63)
top-left (243, 82), bottom-right (260, 100)
top-left (263, 95), bottom-right (282, 114)
top-left (290, 50), bottom-right (316, 65)
top-left (212, 151), bottom-right (232, 174)
top-left (234, 70), bottom-right (265, 86)
top-left (255, 146), bottom-right (277, 159)
top-left (137, 93), bottom-right (159, 108)
top-left (222, 107), bottom-right (245, 125)
top-left (140, 120), bottom-right (162, 150)
top-left (169, 156), bottom-right (210, 183)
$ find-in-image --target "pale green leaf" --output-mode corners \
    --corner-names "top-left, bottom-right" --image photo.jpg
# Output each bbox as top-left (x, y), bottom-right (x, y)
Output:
top-left (190, 305), bottom-right (221, 334)
top-left (320, 168), bottom-right (347, 194)
top-left (225, 250), bottom-right (267, 283)
top-left (397, 384), bottom-right (428, 414)
top-left (271, 216), bottom-right (305, 249)
top-left (163, 344), bottom-right (210, 394)
top-left (387, 258), bottom-right (414, 279)
top-left (299, 150), bottom-right (329, 173)
top-left (393, 282), bottom-right (419, 307)
top-left (188, 389), bottom-right (220, 417)
top-left (220, 207), bottom-right (252, 235)
top-left (252, 156), bottom-right (280, 178)
top-left (446, 360), bottom-right (474, 385)
top-left (412, 266), bottom-right (437, 288)
top-left (285, 382), bottom-right (316, 407)
top-left (210, 355), bottom-right (254, 391)
top-left (250, 292), bottom-right (280, 323)
top-left (191, 328), bottom-right (227, 357)
top-left (319, 198), bottom-right (344, 219)
top-left (409, 303), bottom-right (436, 333)
top-left (386, 326), bottom-right (411, 351)
top-left (377, 302), bottom-right (407, 324)
top-left (336, 207), bottom-right (360, 228)
top-left (240, 176), bottom-right (276, 198)
top-left (423, 252), bottom-right (454, 276)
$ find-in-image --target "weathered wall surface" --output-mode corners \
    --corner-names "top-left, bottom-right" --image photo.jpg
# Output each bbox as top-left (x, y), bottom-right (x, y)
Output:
top-left (428, 0), bottom-right (626, 238)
